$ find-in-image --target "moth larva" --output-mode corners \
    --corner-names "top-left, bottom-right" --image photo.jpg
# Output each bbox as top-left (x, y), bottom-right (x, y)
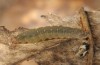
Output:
top-left (16, 26), bottom-right (89, 43)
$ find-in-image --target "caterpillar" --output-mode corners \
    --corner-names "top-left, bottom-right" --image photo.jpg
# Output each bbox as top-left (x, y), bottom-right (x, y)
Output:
top-left (16, 26), bottom-right (89, 43)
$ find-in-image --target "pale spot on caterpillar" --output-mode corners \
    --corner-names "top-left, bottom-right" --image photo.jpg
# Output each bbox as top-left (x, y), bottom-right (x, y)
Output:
top-left (50, 29), bottom-right (53, 31)
top-left (44, 29), bottom-right (46, 32)
top-left (37, 31), bottom-right (39, 33)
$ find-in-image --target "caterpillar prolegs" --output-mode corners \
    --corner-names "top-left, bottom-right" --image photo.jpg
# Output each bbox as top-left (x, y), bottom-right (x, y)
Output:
top-left (16, 26), bottom-right (89, 43)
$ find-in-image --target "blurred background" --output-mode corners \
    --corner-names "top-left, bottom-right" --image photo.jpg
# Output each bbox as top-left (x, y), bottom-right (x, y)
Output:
top-left (0, 0), bottom-right (99, 30)
top-left (0, 0), bottom-right (90, 30)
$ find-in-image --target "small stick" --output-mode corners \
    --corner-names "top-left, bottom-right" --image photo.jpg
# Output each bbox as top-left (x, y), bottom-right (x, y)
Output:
top-left (79, 8), bottom-right (94, 65)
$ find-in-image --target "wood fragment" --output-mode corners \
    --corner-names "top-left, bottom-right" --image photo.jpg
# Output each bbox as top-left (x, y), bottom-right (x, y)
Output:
top-left (79, 8), bottom-right (94, 65)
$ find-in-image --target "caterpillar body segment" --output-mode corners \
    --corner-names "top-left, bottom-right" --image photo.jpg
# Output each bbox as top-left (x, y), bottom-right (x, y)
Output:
top-left (16, 26), bottom-right (89, 43)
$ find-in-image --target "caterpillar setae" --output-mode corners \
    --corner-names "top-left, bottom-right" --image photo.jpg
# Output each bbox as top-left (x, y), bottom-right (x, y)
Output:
top-left (16, 26), bottom-right (89, 43)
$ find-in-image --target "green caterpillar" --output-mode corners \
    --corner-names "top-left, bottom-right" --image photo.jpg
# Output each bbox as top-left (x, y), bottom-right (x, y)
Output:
top-left (16, 26), bottom-right (89, 43)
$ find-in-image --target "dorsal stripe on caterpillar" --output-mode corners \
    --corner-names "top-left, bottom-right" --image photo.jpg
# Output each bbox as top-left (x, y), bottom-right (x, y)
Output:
top-left (16, 26), bottom-right (88, 43)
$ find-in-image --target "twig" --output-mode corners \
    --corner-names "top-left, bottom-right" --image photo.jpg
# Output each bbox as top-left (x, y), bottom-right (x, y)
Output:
top-left (79, 8), bottom-right (94, 65)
